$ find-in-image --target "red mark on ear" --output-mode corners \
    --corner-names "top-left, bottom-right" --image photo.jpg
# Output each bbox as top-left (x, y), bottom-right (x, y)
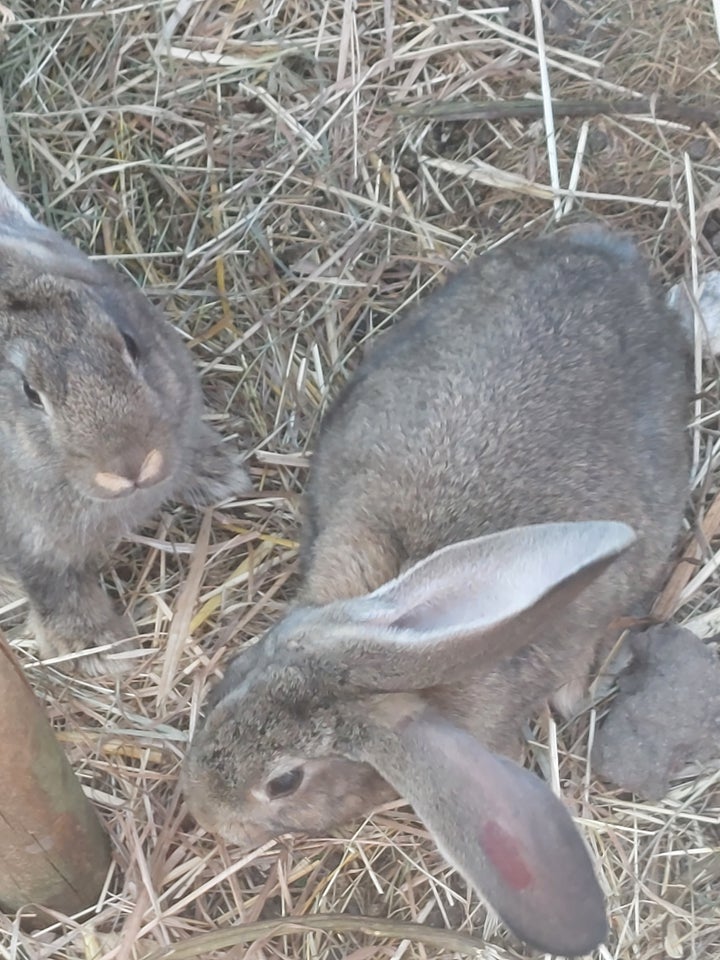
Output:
top-left (481, 820), bottom-right (534, 890)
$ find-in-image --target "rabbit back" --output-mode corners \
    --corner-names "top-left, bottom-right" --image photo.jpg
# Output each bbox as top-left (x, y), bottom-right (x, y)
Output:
top-left (299, 229), bottom-right (690, 742)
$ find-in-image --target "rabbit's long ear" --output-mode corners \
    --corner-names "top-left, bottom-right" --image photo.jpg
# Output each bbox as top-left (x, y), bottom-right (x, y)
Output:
top-left (0, 176), bottom-right (101, 281)
top-left (317, 520), bottom-right (635, 690)
top-left (0, 176), bottom-right (46, 232)
top-left (361, 708), bottom-right (607, 956)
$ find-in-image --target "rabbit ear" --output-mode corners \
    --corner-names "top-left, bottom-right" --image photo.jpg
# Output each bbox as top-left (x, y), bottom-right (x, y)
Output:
top-left (363, 708), bottom-right (607, 956)
top-left (0, 177), bottom-right (45, 232)
top-left (0, 176), bottom-right (102, 282)
top-left (320, 520), bottom-right (635, 690)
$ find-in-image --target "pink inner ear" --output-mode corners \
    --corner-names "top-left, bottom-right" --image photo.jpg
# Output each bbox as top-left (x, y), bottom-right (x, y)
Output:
top-left (480, 820), bottom-right (534, 891)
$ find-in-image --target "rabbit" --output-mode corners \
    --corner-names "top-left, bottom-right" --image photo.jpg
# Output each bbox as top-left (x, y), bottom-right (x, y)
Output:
top-left (0, 175), bottom-right (252, 675)
top-left (181, 223), bottom-right (691, 956)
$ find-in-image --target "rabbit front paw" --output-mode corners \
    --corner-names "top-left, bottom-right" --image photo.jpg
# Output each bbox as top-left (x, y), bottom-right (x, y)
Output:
top-left (21, 564), bottom-right (141, 676)
top-left (29, 607), bottom-right (139, 676)
top-left (180, 427), bottom-right (253, 507)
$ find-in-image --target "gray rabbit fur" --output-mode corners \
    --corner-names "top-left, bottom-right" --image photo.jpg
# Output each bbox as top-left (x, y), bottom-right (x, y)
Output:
top-left (182, 224), bottom-right (691, 956)
top-left (0, 177), bottom-right (251, 674)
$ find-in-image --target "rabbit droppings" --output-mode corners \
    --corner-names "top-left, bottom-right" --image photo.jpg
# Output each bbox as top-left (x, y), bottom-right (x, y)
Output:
top-left (0, 177), bottom-right (251, 674)
top-left (182, 225), bottom-right (691, 956)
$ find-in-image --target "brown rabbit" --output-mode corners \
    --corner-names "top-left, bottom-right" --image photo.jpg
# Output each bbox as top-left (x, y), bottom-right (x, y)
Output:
top-left (182, 224), bottom-right (690, 956)
top-left (0, 176), bottom-right (251, 674)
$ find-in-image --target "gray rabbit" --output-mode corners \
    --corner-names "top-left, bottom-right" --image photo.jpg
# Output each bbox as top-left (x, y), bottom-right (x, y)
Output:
top-left (0, 177), bottom-right (251, 674)
top-left (182, 224), bottom-right (691, 956)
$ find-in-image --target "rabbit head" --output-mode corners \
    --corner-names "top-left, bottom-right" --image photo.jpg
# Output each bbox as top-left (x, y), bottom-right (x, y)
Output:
top-left (183, 519), bottom-right (634, 956)
top-left (0, 178), bottom-right (206, 508)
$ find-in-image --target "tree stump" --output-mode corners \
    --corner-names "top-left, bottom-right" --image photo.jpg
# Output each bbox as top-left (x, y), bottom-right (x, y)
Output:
top-left (0, 632), bottom-right (111, 921)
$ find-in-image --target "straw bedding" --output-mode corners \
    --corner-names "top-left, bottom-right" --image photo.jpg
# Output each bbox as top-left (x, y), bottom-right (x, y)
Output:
top-left (0, 1), bottom-right (718, 958)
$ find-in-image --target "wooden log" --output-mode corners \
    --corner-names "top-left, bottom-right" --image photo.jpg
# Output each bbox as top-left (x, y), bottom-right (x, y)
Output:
top-left (0, 632), bottom-right (111, 920)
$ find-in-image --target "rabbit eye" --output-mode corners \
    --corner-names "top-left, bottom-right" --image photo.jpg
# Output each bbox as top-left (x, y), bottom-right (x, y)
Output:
top-left (23, 379), bottom-right (44, 409)
top-left (121, 331), bottom-right (140, 363)
top-left (266, 767), bottom-right (304, 799)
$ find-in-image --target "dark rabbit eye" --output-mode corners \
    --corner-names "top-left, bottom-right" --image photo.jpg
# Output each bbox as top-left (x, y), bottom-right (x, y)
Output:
top-left (266, 767), bottom-right (304, 799)
top-left (23, 379), bottom-right (44, 408)
top-left (121, 331), bottom-right (140, 363)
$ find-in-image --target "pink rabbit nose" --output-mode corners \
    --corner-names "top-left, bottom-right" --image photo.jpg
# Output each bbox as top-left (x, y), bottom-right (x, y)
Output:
top-left (94, 448), bottom-right (166, 495)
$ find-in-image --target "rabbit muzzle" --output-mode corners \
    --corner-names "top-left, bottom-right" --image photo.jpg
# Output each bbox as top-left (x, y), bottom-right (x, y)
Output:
top-left (180, 762), bottom-right (278, 850)
top-left (93, 447), bottom-right (166, 497)
top-left (91, 445), bottom-right (168, 498)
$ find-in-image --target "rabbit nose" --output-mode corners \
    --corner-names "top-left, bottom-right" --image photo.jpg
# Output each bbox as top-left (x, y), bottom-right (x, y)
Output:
top-left (94, 447), bottom-right (166, 495)
top-left (137, 448), bottom-right (165, 486)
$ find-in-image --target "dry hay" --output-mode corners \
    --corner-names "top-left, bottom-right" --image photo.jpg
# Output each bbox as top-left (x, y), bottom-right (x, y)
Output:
top-left (0, 1), bottom-right (719, 958)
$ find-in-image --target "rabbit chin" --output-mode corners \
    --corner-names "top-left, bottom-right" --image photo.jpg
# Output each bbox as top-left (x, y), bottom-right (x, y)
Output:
top-left (184, 757), bottom-right (399, 852)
